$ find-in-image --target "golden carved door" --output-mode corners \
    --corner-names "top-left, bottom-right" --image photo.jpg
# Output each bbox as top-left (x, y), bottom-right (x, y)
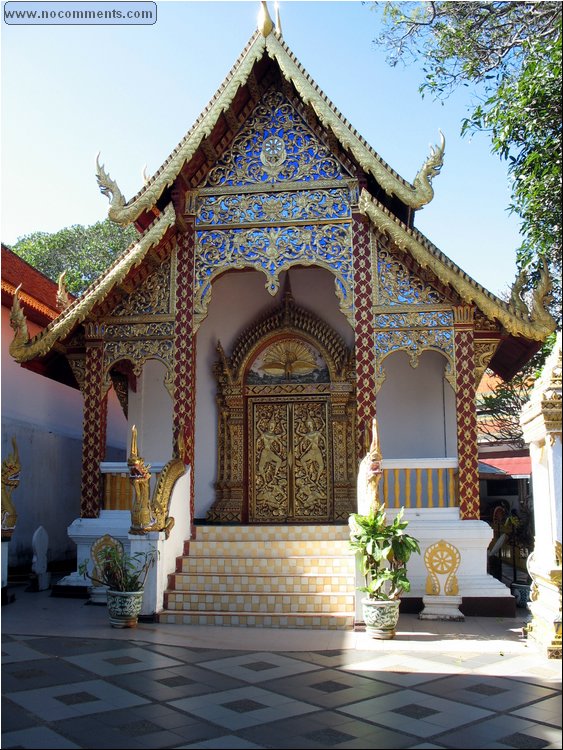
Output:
top-left (249, 398), bottom-right (332, 522)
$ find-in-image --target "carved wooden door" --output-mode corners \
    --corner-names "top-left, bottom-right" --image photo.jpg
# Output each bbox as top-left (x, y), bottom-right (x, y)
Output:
top-left (248, 397), bottom-right (332, 522)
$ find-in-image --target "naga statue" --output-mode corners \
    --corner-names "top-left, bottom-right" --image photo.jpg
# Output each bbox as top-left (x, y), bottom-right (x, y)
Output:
top-left (127, 426), bottom-right (186, 538)
top-left (2, 437), bottom-right (21, 540)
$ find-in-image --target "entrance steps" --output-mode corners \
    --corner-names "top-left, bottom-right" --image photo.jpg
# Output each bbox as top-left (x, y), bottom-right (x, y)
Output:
top-left (159, 524), bottom-right (357, 629)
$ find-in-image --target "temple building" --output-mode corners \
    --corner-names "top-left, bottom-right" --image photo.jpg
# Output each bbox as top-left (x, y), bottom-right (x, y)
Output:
top-left (9, 5), bottom-right (556, 627)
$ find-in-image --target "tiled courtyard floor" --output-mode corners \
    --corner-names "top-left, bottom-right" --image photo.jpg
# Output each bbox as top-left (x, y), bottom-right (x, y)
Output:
top-left (2, 585), bottom-right (561, 749)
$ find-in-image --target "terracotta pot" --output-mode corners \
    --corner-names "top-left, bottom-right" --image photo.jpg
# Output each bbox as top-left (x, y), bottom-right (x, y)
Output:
top-left (362, 598), bottom-right (400, 639)
top-left (106, 590), bottom-right (144, 628)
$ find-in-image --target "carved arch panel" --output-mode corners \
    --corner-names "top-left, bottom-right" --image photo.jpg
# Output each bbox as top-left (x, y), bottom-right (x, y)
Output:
top-left (207, 291), bottom-right (356, 523)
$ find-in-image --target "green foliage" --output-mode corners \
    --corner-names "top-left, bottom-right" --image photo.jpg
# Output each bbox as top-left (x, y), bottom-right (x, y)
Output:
top-left (349, 504), bottom-right (420, 600)
top-left (373, 2), bottom-right (562, 311)
top-left (477, 333), bottom-right (557, 445)
top-left (78, 544), bottom-right (158, 592)
top-left (11, 220), bottom-right (138, 296)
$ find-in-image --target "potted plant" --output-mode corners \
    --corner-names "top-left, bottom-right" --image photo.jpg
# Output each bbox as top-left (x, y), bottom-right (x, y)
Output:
top-left (350, 418), bottom-right (420, 639)
top-left (78, 539), bottom-right (158, 628)
top-left (349, 503), bottom-right (420, 639)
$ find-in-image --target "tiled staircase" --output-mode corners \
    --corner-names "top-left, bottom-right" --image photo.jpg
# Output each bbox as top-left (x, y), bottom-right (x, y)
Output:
top-left (159, 524), bottom-right (357, 629)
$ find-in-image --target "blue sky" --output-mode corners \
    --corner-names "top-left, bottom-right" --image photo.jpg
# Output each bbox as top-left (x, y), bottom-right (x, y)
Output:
top-left (1, 0), bottom-right (523, 296)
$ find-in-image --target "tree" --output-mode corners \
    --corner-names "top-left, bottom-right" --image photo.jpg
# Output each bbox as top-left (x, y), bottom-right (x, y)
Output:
top-left (372, 3), bottom-right (561, 444)
top-left (477, 333), bottom-right (557, 446)
top-left (372, 1), bottom-right (562, 312)
top-left (11, 220), bottom-right (138, 296)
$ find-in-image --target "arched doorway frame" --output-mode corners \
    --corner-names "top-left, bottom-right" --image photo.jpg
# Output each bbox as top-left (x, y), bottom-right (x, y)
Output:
top-left (207, 286), bottom-right (357, 523)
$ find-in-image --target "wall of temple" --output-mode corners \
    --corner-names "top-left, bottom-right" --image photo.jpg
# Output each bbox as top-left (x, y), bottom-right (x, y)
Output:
top-left (376, 349), bottom-right (457, 459)
top-left (194, 266), bottom-right (353, 518)
top-left (127, 358), bottom-right (174, 463)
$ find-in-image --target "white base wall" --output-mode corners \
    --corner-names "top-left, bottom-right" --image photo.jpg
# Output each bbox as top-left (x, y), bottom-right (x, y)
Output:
top-left (353, 508), bottom-right (513, 622)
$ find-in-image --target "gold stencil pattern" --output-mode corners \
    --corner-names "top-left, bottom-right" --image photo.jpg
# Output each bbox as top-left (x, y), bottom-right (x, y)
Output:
top-left (424, 539), bottom-right (461, 596)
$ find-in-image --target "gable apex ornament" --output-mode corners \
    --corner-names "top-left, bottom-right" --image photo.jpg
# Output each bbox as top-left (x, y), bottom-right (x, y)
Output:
top-left (258, 1), bottom-right (274, 37)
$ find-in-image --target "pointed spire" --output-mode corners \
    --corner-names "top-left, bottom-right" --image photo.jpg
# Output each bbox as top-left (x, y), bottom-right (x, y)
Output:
top-left (257, 1), bottom-right (274, 37)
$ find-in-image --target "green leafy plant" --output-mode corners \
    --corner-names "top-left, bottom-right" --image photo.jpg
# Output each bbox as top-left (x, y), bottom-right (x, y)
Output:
top-left (349, 504), bottom-right (420, 600)
top-left (78, 544), bottom-right (158, 592)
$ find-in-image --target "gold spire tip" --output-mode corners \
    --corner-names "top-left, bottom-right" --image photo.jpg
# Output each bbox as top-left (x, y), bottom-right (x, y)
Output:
top-left (258, 0), bottom-right (274, 37)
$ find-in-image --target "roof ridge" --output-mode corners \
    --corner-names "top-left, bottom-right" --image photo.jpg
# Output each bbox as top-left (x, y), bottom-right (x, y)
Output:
top-left (10, 204), bottom-right (176, 363)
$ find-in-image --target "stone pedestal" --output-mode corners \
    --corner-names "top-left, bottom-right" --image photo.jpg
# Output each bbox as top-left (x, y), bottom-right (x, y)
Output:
top-left (419, 595), bottom-right (464, 621)
top-left (1, 539), bottom-right (15, 605)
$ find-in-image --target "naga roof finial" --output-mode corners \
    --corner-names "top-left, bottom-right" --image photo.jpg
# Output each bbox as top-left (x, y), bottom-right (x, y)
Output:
top-left (412, 130), bottom-right (445, 208)
top-left (56, 270), bottom-right (72, 311)
top-left (96, 152), bottom-right (126, 220)
top-left (530, 256), bottom-right (556, 330)
top-left (258, 1), bottom-right (274, 37)
top-left (9, 284), bottom-right (29, 359)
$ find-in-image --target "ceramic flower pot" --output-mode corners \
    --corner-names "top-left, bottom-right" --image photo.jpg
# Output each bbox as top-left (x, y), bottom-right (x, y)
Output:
top-left (106, 590), bottom-right (144, 628)
top-left (362, 598), bottom-right (400, 639)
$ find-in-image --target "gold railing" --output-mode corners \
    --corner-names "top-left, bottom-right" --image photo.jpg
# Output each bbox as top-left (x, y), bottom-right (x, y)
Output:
top-left (381, 459), bottom-right (458, 509)
top-left (102, 471), bottom-right (132, 510)
top-left (100, 462), bottom-right (164, 511)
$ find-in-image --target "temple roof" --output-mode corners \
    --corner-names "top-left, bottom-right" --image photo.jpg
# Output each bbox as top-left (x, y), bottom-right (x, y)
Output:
top-left (1, 245), bottom-right (60, 327)
top-left (96, 27), bottom-right (445, 228)
top-left (8, 8), bottom-right (556, 382)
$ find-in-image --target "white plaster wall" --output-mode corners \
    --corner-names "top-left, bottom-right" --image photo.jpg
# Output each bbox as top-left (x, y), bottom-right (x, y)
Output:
top-left (194, 267), bottom-right (353, 517)
top-left (127, 359), bottom-right (174, 464)
top-left (376, 349), bottom-right (457, 458)
top-left (1, 308), bottom-right (127, 566)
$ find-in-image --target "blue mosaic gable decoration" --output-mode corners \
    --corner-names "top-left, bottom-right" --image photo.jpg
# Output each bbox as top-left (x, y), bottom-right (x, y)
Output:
top-left (193, 89), bottom-right (355, 329)
top-left (203, 90), bottom-right (350, 189)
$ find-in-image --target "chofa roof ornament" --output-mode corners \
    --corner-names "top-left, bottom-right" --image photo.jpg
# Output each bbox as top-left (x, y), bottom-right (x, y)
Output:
top-left (257, 1), bottom-right (274, 37)
top-left (96, 152), bottom-right (127, 224)
top-left (412, 130), bottom-right (446, 209)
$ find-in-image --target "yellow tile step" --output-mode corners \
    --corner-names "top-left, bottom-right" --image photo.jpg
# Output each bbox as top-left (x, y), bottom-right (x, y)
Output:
top-left (169, 573), bottom-right (354, 593)
top-left (164, 591), bottom-right (355, 613)
top-left (178, 555), bottom-right (356, 575)
top-left (194, 524), bottom-right (351, 542)
top-left (157, 610), bottom-right (355, 629)
top-left (186, 539), bottom-right (352, 557)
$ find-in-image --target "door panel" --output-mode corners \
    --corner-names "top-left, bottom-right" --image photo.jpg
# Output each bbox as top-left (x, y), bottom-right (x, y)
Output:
top-left (249, 398), bottom-right (332, 522)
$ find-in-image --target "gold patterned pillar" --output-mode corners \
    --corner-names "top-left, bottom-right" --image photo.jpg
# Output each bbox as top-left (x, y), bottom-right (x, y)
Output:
top-left (352, 214), bottom-right (377, 461)
top-left (80, 339), bottom-right (108, 518)
top-left (173, 226), bottom-right (196, 532)
top-left (453, 305), bottom-right (480, 520)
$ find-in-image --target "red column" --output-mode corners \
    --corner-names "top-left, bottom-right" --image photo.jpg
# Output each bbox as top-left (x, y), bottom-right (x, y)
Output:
top-left (80, 342), bottom-right (107, 518)
top-left (352, 213), bottom-right (377, 460)
top-left (173, 225), bottom-right (196, 534)
top-left (453, 305), bottom-right (480, 520)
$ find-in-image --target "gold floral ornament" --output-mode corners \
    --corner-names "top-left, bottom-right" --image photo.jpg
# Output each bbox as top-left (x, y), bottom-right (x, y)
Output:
top-left (424, 539), bottom-right (461, 596)
top-left (1, 437), bottom-right (21, 540)
top-left (260, 340), bottom-right (317, 379)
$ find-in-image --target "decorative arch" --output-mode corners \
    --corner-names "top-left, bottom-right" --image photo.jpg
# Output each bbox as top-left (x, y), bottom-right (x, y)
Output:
top-left (207, 286), bottom-right (357, 523)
